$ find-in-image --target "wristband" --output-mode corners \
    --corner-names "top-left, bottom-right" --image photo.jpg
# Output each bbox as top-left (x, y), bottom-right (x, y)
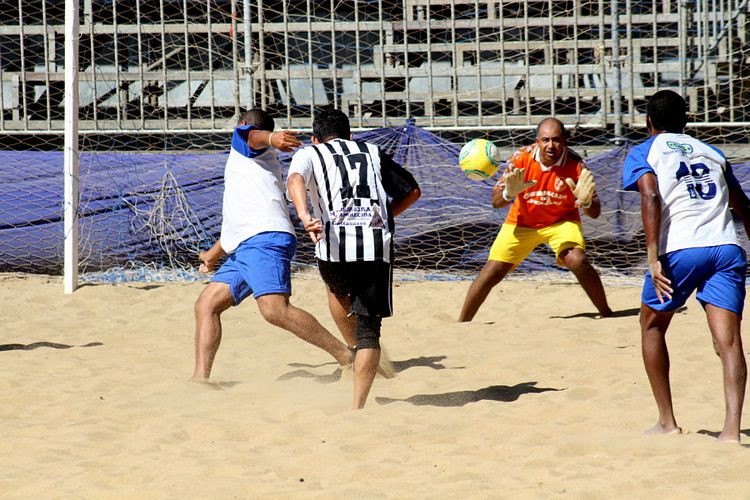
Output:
top-left (268, 131), bottom-right (275, 147)
top-left (502, 189), bottom-right (514, 202)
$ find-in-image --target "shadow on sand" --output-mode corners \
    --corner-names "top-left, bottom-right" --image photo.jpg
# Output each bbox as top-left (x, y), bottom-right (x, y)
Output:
top-left (549, 308), bottom-right (641, 319)
top-left (375, 381), bottom-right (563, 407)
top-left (391, 355), bottom-right (465, 373)
top-left (550, 305), bottom-right (687, 320)
top-left (0, 341), bottom-right (103, 352)
top-left (278, 354), bottom-right (462, 384)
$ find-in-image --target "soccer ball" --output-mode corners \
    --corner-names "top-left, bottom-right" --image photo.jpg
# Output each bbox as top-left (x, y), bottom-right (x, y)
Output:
top-left (458, 138), bottom-right (501, 180)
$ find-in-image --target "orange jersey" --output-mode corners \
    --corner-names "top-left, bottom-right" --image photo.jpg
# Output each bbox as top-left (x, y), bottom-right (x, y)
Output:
top-left (498, 145), bottom-right (584, 228)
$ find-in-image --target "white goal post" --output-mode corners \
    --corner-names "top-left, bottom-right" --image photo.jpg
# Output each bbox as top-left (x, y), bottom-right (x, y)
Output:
top-left (64, 0), bottom-right (79, 294)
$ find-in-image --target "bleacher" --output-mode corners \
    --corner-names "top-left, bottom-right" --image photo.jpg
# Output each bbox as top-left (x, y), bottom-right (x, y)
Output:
top-left (0, 0), bottom-right (747, 134)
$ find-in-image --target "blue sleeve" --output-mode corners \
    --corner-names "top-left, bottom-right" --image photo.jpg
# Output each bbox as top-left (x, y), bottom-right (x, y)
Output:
top-left (231, 124), bottom-right (267, 158)
top-left (622, 140), bottom-right (656, 192)
top-left (706, 143), bottom-right (727, 160)
top-left (702, 143), bottom-right (742, 189)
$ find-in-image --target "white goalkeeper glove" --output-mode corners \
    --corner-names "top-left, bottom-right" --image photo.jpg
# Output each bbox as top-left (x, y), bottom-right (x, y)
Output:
top-left (565, 168), bottom-right (596, 209)
top-left (502, 168), bottom-right (537, 201)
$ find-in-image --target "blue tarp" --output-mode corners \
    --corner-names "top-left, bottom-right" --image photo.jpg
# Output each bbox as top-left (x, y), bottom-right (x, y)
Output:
top-left (0, 124), bottom-right (747, 274)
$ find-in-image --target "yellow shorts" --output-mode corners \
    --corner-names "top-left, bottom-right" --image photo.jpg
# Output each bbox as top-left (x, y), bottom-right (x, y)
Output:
top-left (488, 221), bottom-right (585, 266)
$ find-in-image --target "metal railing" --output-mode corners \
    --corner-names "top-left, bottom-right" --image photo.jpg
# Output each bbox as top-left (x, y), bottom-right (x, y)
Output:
top-left (0, 0), bottom-right (748, 135)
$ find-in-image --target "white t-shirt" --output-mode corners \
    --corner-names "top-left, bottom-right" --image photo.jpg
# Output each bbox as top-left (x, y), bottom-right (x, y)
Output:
top-left (220, 125), bottom-right (295, 254)
top-left (622, 132), bottom-right (739, 255)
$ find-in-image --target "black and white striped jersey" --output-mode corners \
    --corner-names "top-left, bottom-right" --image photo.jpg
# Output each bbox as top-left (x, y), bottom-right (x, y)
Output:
top-left (287, 138), bottom-right (419, 263)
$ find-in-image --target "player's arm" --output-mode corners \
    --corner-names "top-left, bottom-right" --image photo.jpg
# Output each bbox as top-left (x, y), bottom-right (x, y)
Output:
top-left (724, 161), bottom-right (750, 240)
top-left (379, 150), bottom-right (421, 216)
top-left (198, 239), bottom-right (226, 273)
top-left (391, 187), bottom-right (421, 216)
top-left (286, 150), bottom-right (323, 242)
top-left (637, 172), bottom-right (672, 302)
top-left (287, 173), bottom-right (322, 243)
top-left (247, 129), bottom-right (301, 152)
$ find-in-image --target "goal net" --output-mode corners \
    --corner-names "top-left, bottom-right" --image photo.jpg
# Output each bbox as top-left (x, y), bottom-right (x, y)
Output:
top-left (0, 0), bottom-right (748, 282)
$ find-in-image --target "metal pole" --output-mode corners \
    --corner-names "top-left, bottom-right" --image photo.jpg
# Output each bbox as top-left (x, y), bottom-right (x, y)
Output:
top-left (231, 0), bottom-right (240, 118)
top-left (182, 0), bottom-right (191, 128)
top-left (678, 0), bottom-right (686, 97)
top-left (112, 0), bottom-right (121, 123)
top-left (64, 0), bottom-right (80, 294)
top-left (330, 0), bottom-right (338, 110)
top-left (243, 0), bottom-right (254, 107)
top-left (474, 0), bottom-right (482, 126)
top-left (611, 0), bottom-right (622, 140)
top-left (283, 0), bottom-right (291, 126)
top-left (401, 0), bottom-right (410, 123)
top-left (138, 0), bottom-right (146, 127)
top-left (207, 0), bottom-right (215, 127)
top-left (18, 0), bottom-right (27, 129)
top-left (160, 0), bottom-right (169, 128)
top-left (42, 0), bottom-right (52, 129)
top-left (426, 2), bottom-right (434, 126)
top-left (306, 0), bottom-right (313, 125)
top-left (378, 0), bottom-right (386, 126)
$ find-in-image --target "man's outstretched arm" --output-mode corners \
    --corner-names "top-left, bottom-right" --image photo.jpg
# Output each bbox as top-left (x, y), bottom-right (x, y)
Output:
top-left (247, 129), bottom-right (301, 152)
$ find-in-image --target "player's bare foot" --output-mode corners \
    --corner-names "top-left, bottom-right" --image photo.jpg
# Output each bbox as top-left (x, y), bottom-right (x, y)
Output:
top-left (645, 422), bottom-right (682, 435)
top-left (717, 432), bottom-right (741, 444)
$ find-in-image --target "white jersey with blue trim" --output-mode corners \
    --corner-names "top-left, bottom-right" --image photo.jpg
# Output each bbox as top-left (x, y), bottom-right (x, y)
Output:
top-left (220, 125), bottom-right (295, 254)
top-left (621, 132), bottom-right (738, 255)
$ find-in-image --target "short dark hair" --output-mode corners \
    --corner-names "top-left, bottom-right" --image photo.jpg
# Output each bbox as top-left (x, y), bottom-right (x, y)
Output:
top-left (647, 90), bottom-right (687, 133)
top-left (237, 109), bottom-right (275, 131)
top-left (312, 108), bottom-right (351, 142)
top-left (535, 117), bottom-right (567, 138)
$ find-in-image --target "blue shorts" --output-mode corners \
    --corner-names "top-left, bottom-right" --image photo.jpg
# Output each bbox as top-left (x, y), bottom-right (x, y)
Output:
top-left (211, 231), bottom-right (296, 305)
top-left (642, 244), bottom-right (747, 315)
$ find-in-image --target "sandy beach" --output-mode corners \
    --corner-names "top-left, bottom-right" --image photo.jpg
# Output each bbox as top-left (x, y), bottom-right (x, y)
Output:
top-left (1, 272), bottom-right (748, 498)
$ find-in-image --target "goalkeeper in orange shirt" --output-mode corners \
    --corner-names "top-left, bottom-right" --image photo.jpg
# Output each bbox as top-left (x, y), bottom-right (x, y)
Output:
top-left (458, 117), bottom-right (613, 321)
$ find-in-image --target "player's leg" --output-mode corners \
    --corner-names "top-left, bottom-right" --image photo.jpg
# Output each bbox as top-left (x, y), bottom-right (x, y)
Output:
top-left (640, 304), bottom-right (680, 434)
top-left (559, 248), bottom-right (612, 317)
top-left (352, 315), bottom-right (382, 409)
top-left (458, 260), bottom-right (515, 321)
top-left (193, 281), bottom-right (235, 380)
top-left (704, 304), bottom-right (746, 443)
top-left (325, 287), bottom-right (357, 348)
top-left (458, 224), bottom-right (533, 322)
top-left (318, 259), bottom-right (357, 347)
top-left (238, 233), bottom-right (353, 365)
top-left (549, 221), bottom-right (612, 317)
top-left (697, 244), bottom-right (747, 442)
top-left (348, 260), bottom-right (393, 409)
top-left (638, 248), bottom-right (703, 435)
top-left (256, 293), bottom-right (353, 366)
